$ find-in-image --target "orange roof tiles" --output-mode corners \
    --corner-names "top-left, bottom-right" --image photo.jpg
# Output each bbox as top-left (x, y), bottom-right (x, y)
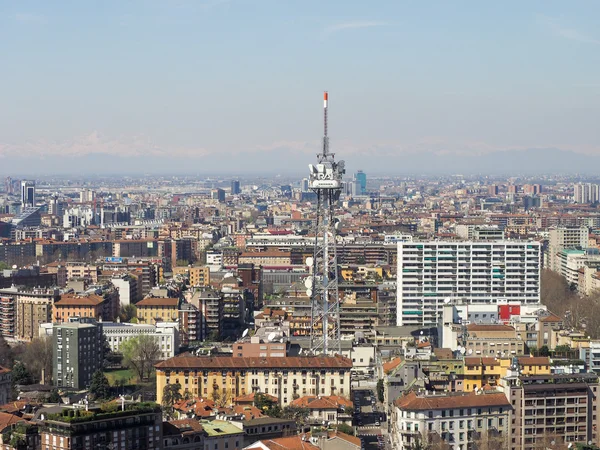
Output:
top-left (395, 391), bottom-right (510, 411)
top-left (54, 294), bottom-right (104, 306)
top-left (136, 297), bottom-right (179, 307)
top-left (383, 358), bottom-right (402, 375)
top-left (290, 395), bottom-right (352, 410)
top-left (155, 355), bottom-right (352, 370)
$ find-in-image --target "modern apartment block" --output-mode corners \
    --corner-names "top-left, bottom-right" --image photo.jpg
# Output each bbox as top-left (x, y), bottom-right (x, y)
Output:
top-left (396, 241), bottom-right (541, 326)
top-left (547, 226), bottom-right (589, 272)
top-left (503, 372), bottom-right (600, 450)
top-left (53, 318), bottom-right (104, 389)
top-left (574, 183), bottom-right (600, 204)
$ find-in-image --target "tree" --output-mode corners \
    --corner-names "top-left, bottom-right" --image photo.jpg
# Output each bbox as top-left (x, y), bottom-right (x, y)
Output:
top-left (344, 406), bottom-right (354, 416)
top-left (539, 345), bottom-right (550, 357)
top-left (162, 383), bottom-right (182, 414)
top-left (0, 335), bottom-right (14, 368)
top-left (89, 370), bottom-right (111, 400)
top-left (48, 389), bottom-right (62, 403)
top-left (18, 337), bottom-right (53, 384)
top-left (280, 406), bottom-right (309, 425)
top-left (119, 304), bottom-right (137, 323)
top-left (11, 362), bottom-right (32, 386)
top-left (120, 335), bottom-right (161, 381)
top-left (376, 379), bottom-right (385, 403)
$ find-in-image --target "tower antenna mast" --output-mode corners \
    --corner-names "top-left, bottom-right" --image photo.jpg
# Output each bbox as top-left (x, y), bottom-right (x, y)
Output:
top-left (308, 92), bottom-right (345, 355)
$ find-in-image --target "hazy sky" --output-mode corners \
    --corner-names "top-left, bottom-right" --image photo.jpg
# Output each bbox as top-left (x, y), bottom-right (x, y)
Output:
top-left (1, 1), bottom-right (600, 173)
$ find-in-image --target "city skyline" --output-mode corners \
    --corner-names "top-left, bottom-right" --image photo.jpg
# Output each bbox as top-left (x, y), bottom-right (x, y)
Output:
top-left (2, 1), bottom-right (600, 174)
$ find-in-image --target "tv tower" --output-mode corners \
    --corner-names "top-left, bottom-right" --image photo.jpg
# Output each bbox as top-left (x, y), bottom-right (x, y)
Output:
top-left (307, 92), bottom-right (345, 355)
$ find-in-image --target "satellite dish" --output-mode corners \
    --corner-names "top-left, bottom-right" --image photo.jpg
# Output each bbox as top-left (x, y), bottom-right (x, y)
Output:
top-left (306, 257), bottom-right (314, 267)
top-left (242, 329), bottom-right (249, 338)
top-left (444, 298), bottom-right (451, 304)
top-left (306, 289), bottom-right (313, 297)
top-left (460, 348), bottom-right (466, 354)
top-left (467, 349), bottom-right (473, 355)
top-left (268, 332), bottom-right (277, 342)
top-left (304, 277), bottom-right (313, 289)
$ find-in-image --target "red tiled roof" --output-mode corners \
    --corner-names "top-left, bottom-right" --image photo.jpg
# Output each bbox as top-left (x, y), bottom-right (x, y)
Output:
top-left (54, 294), bottom-right (104, 306)
top-left (290, 395), bottom-right (352, 410)
top-left (383, 358), bottom-right (402, 375)
top-left (156, 355), bottom-right (353, 370)
top-left (245, 435), bottom-right (319, 450)
top-left (136, 297), bottom-right (179, 307)
top-left (395, 391), bottom-right (510, 410)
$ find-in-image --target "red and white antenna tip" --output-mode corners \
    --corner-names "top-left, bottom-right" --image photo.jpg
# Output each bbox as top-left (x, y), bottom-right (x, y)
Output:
top-left (323, 91), bottom-right (328, 108)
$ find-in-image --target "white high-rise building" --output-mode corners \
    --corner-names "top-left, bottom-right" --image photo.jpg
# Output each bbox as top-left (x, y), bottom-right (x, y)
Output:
top-left (574, 183), bottom-right (600, 204)
top-left (396, 241), bottom-right (541, 326)
top-left (547, 226), bottom-right (589, 272)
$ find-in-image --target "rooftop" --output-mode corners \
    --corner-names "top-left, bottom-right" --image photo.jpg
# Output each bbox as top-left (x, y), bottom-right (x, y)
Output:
top-left (156, 354), bottom-right (352, 370)
top-left (395, 391), bottom-right (510, 411)
top-left (200, 420), bottom-right (243, 437)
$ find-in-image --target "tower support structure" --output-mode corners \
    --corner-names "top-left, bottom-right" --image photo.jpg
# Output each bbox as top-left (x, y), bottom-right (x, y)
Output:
top-left (308, 92), bottom-right (345, 355)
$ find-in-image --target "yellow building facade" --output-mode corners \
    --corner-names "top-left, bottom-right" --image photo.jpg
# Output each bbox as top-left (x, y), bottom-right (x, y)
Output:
top-left (463, 356), bottom-right (550, 391)
top-left (155, 355), bottom-right (352, 407)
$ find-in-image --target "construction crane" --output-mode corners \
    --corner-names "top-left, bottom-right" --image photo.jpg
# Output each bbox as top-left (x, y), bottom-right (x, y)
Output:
top-left (307, 92), bottom-right (345, 355)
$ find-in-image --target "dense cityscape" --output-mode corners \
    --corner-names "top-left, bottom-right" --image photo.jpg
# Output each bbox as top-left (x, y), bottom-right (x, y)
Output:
top-left (4, 2), bottom-right (600, 450)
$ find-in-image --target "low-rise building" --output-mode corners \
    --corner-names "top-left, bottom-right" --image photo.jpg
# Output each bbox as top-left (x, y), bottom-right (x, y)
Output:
top-left (155, 355), bottom-right (352, 407)
top-left (136, 297), bottom-right (180, 324)
top-left (290, 395), bottom-right (353, 425)
top-left (464, 324), bottom-right (525, 357)
top-left (103, 321), bottom-right (179, 360)
top-left (391, 390), bottom-right (511, 450)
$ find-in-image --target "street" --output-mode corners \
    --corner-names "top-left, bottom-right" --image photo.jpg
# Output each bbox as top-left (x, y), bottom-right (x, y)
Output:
top-left (352, 387), bottom-right (391, 450)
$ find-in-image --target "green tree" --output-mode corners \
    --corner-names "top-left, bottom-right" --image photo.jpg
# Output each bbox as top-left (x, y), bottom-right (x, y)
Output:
top-left (12, 362), bottom-right (32, 386)
top-left (162, 383), bottom-right (182, 413)
top-left (344, 406), bottom-right (354, 416)
top-left (48, 389), bottom-right (62, 403)
top-left (119, 304), bottom-right (137, 323)
top-left (280, 406), bottom-right (309, 425)
top-left (376, 379), bottom-right (385, 403)
top-left (89, 370), bottom-right (111, 400)
top-left (539, 345), bottom-right (550, 357)
top-left (0, 262), bottom-right (9, 271)
top-left (121, 335), bottom-right (161, 381)
top-left (335, 423), bottom-right (355, 436)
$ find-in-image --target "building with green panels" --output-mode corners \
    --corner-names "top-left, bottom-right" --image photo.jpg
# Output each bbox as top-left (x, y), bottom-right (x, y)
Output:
top-left (53, 318), bottom-right (103, 390)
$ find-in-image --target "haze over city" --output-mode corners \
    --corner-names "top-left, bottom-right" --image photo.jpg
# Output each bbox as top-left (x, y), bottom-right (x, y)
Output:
top-left (2, 0), bottom-right (600, 174)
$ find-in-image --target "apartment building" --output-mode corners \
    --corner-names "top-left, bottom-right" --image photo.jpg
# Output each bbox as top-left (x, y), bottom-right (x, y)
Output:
top-left (16, 290), bottom-right (58, 341)
top-left (136, 297), bottom-right (180, 324)
top-left (464, 324), bottom-right (526, 357)
top-left (155, 355), bottom-right (352, 407)
top-left (188, 289), bottom-right (223, 340)
top-left (0, 295), bottom-right (15, 338)
top-left (53, 318), bottom-right (103, 389)
top-left (52, 293), bottom-right (107, 323)
top-left (36, 403), bottom-right (162, 450)
top-left (391, 390), bottom-right (511, 450)
top-left (503, 372), bottom-right (600, 450)
top-left (547, 226), bottom-right (588, 272)
top-left (173, 265), bottom-right (210, 287)
top-left (397, 241), bottom-right (541, 326)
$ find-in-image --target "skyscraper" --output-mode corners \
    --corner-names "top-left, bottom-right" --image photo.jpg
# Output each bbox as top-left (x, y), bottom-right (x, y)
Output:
top-left (20, 180), bottom-right (35, 207)
top-left (231, 180), bottom-right (241, 195)
top-left (355, 170), bottom-right (367, 194)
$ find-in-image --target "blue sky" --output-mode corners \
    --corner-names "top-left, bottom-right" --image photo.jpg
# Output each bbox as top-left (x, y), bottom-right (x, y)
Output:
top-left (1, 0), bottom-right (600, 173)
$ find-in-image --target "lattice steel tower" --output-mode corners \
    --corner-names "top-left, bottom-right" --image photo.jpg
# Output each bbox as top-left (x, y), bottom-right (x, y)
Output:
top-left (308, 92), bottom-right (345, 355)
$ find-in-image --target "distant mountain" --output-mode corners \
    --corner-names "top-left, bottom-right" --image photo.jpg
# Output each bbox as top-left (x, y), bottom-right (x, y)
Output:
top-left (0, 147), bottom-right (597, 176)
